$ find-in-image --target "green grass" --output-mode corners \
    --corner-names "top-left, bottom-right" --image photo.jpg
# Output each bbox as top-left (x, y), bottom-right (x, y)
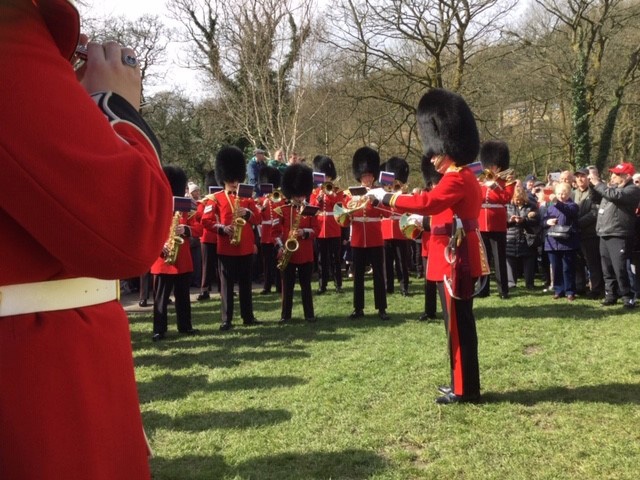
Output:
top-left (129, 279), bottom-right (640, 480)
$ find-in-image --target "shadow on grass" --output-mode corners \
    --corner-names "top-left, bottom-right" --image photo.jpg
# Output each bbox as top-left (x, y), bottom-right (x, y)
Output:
top-left (474, 300), bottom-right (624, 321)
top-left (138, 374), bottom-right (307, 402)
top-left (143, 408), bottom-right (292, 432)
top-left (150, 449), bottom-right (389, 480)
top-left (135, 349), bottom-right (310, 369)
top-left (483, 382), bottom-right (640, 405)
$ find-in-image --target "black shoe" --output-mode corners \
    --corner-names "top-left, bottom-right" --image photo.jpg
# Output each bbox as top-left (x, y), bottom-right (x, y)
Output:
top-left (435, 392), bottom-right (481, 405)
top-left (500, 293), bottom-right (510, 300)
top-left (437, 385), bottom-right (452, 395)
top-left (243, 318), bottom-right (263, 326)
top-left (138, 300), bottom-right (148, 307)
top-left (400, 289), bottom-right (410, 297)
top-left (152, 333), bottom-right (165, 342)
top-left (316, 288), bottom-right (327, 295)
top-left (305, 316), bottom-right (317, 323)
top-left (219, 322), bottom-right (232, 331)
top-left (196, 291), bottom-right (210, 301)
top-left (419, 312), bottom-right (437, 321)
top-left (335, 287), bottom-right (344, 294)
top-left (349, 310), bottom-right (364, 319)
top-left (167, 298), bottom-right (173, 304)
top-left (278, 318), bottom-right (290, 324)
top-left (378, 309), bottom-right (390, 320)
top-left (386, 289), bottom-right (394, 295)
top-left (601, 298), bottom-right (617, 306)
top-left (259, 289), bottom-right (271, 295)
top-left (179, 328), bottom-right (200, 335)
top-left (623, 299), bottom-right (636, 309)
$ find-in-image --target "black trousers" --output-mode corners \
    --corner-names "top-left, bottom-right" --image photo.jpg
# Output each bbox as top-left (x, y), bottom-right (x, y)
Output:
top-left (385, 239), bottom-right (411, 292)
top-left (600, 235), bottom-right (634, 301)
top-left (479, 231), bottom-right (509, 297)
top-left (352, 246), bottom-right (387, 312)
top-left (437, 282), bottom-right (480, 397)
top-left (317, 237), bottom-right (343, 289)
top-left (201, 242), bottom-right (220, 293)
top-left (281, 262), bottom-right (314, 320)
top-left (575, 236), bottom-right (604, 295)
top-left (139, 270), bottom-right (151, 302)
top-left (261, 243), bottom-right (280, 292)
top-left (218, 254), bottom-right (255, 323)
top-left (153, 272), bottom-right (193, 334)
top-left (422, 257), bottom-right (437, 317)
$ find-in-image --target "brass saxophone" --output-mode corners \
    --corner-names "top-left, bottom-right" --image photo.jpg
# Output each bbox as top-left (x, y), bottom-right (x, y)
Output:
top-left (164, 211), bottom-right (185, 265)
top-left (230, 194), bottom-right (246, 246)
top-left (277, 205), bottom-right (302, 271)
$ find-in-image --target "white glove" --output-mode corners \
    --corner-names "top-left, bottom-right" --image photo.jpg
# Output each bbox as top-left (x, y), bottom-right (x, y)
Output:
top-left (408, 214), bottom-right (424, 226)
top-left (368, 187), bottom-right (387, 202)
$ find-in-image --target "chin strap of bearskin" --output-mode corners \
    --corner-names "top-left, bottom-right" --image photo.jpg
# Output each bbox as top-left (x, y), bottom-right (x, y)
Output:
top-left (443, 215), bottom-right (488, 300)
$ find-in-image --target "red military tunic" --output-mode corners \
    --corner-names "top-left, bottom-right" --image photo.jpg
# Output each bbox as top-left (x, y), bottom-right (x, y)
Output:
top-left (150, 211), bottom-right (203, 275)
top-left (309, 187), bottom-right (344, 238)
top-left (391, 166), bottom-right (488, 282)
top-left (259, 195), bottom-right (285, 245)
top-left (199, 195), bottom-right (218, 245)
top-left (0, 2), bottom-right (173, 478)
top-left (201, 190), bottom-right (261, 256)
top-left (341, 194), bottom-right (389, 247)
top-left (478, 179), bottom-right (514, 233)
top-left (381, 210), bottom-right (405, 240)
top-left (274, 204), bottom-right (320, 264)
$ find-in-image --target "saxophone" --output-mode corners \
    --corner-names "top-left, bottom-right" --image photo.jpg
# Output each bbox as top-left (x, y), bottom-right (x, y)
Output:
top-left (230, 194), bottom-right (246, 246)
top-left (164, 211), bottom-right (185, 265)
top-left (277, 205), bottom-right (302, 271)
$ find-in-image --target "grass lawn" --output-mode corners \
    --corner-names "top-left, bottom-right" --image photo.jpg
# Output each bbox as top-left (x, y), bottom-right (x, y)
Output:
top-left (129, 278), bottom-right (640, 480)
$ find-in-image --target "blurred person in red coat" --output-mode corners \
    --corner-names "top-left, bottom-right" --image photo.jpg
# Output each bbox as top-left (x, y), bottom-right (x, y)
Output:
top-left (309, 155), bottom-right (345, 294)
top-left (369, 88), bottom-right (489, 404)
top-left (477, 140), bottom-right (515, 299)
top-left (0, 1), bottom-right (173, 478)
top-left (274, 164), bottom-right (321, 323)
top-left (150, 166), bottom-right (203, 341)
top-left (201, 146), bottom-right (263, 330)
top-left (257, 165), bottom-right (284, 295)
top-left (197, 170), bottom-right (221, 300)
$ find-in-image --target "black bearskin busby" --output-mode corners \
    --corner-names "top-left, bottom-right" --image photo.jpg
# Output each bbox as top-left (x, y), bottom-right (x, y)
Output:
top-left (352, 146), bottom-right (380, 182)
top-left (416, 88), bottom-right (479, 166)
top-left (479, 140), bottom-right (510, 171)
top-left (162, 165), bottom-right (187, 197)
top-left (282, 164), bottom-right (314, 199)
top-left (204, 169), bottom-right (218, 191)
top-left (259, 166), bottom-right (282, 189)
top-left (313, 155), bottom-right (337, 180)
top-left (215, 145), bottom-right (246, 184)
top-left (383, 156), bottom-right (410, 184)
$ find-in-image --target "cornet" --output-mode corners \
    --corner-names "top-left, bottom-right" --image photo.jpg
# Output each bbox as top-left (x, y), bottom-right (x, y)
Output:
top-left (268, 189), bottom-right (283, 203)
top-left (333, 196), bottom-right (369, 226)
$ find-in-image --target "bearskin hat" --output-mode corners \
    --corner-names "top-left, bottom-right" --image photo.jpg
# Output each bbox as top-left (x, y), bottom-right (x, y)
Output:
top-left (383, 156), bottom-right (410, 184)
top-left (282, 164), bottom-right (314, 199)
top-left (259, 166), bottom-right (282, 189)
top-left (416, 88), bottom-right (479, 166)
top-left (204, 169), bottom-right (218, 190)
top-left (215, 146), bottom-right (246, 184)
top-left (479, 140), bottom-right (510, 171)
top-left (420, 155), bottom-right (443, 189)
top-left (162, 165), bottom-right (187, 197)
top-left (313, 155), bottom-right (337, 180)
top-left (352, 146), bottom-right (380, 182)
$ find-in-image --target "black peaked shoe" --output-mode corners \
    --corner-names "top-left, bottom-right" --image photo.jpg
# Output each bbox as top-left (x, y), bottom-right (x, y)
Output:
top-left (435, 392), bottom-right (481, 405)
top-left (180, 328), bottom-right (200, 335)
top-left (243, 318), bottom-right (263, 326)
top-left (335, 287), bottom-right (344, 294)
top-left (305, 316), bottom-right (317, 323)
top-left (278, 318), bottom-right (291, 324)
top-left (219, 322), bottom-right (232, 331)
top-left (437, 385), bottom-right (452, 395)
top-left (139, 300), bottom-right (149, 307)
top-left (378, 309), bottom-right (390, 320)
top-left (349, 310), bottom-right (364, 319)
top-left (601, 298), bottom-right (617, 306)
top-left (152, 333), bottom-right (165, 342)
top-left (316, 288), bottom-right (327, 295)
top-left (419, 312), bottom-right (437, 321)
top-left (196, 291), bottom-right (210, 301)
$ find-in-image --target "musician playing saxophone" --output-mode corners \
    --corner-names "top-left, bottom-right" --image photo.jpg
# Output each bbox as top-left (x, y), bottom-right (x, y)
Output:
top-left (274, 164), bottom-right (320, 324)
top-left (201, 146), bottom-right (262, 331)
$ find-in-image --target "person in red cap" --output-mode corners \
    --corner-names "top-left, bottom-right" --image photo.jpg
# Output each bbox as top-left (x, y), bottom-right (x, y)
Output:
top-left (369, 88), bottom-right (490, 404)
top-left (589, 163), bottom-right (640, 308)
top-left (0, 1), bottom-right (173, 478)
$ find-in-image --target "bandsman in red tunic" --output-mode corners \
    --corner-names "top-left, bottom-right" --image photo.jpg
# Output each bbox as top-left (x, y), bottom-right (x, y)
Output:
top-left (274, 164), bottom-right (320, 323)
top-left (197, 170), bottom-right (221, 300)
top-left (370, 89), bottom-right (490, 404)
top-left (201, 146), bottom-right (262, 330)
top-left (309, 155), bottom-right (345, 294)
top-left (257, 166), bottom-right (284, 295)
top-left (150, 166), bottom-right (203, 341)
top-left (477, 140), bottom-right (515, 299)
top-left (0, 1), bottom-right (174, 477)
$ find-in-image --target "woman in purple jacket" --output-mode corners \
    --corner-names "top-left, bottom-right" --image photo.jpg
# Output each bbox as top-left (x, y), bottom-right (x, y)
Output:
top-left (543, 182), bottom-right (580, 300)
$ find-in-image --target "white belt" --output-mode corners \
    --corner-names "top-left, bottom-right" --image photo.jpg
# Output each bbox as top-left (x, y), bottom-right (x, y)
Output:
top-left (0, 277), bottom-right (119, 317)
top-left (261, 220), bottom-right (275, 225)
top-left (352, 217), bottom-right (381, 223)
top-left (481, 203), bottom-right (505, 209)
top-left (318, 212), bottom-right (335, 217)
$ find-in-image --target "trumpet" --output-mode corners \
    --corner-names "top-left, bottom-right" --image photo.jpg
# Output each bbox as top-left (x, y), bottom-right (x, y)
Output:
top-left (478, 168), bottom-right (515, 185)
top-left (268, 189), bottom-right (283, 203)
top-left (230, 195), bottom-right (246, 246)
top-left (399, 213), bottom-right (424, 240)
top-left (321, 181), bottom-right (339, 196)
top-left (383, 180), bottom-right (409, 193)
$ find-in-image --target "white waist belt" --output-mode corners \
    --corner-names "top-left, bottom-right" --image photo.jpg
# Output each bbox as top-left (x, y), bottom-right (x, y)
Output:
top-left (0, 277), bottom-right (119, 317)
top-left (352, 217), bottom-right (381, 223)
top-left (481, 203), bottom-right (505, 209)
top-left (261, 220), bottom-right (275, 225)
top-left (318, 212), bottom-right (335, 216)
